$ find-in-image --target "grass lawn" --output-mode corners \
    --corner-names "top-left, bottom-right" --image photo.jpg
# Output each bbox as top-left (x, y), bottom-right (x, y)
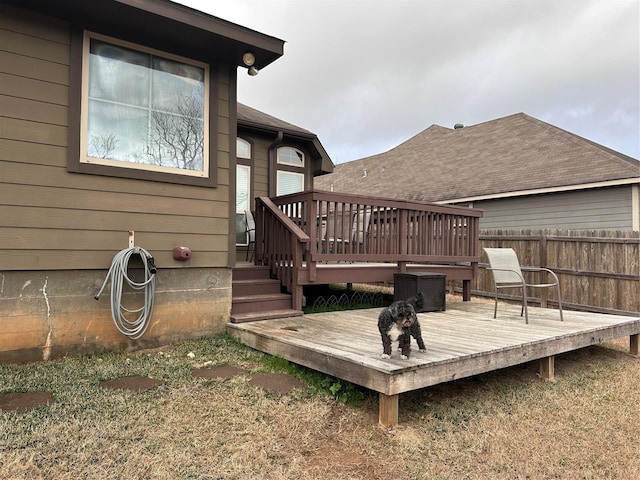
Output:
top-left (1, 307), bottom-right (639, 479)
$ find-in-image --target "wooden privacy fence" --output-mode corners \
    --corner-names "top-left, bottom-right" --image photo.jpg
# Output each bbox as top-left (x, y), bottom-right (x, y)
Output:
top-left (474, 230), bottom-right (640, 315)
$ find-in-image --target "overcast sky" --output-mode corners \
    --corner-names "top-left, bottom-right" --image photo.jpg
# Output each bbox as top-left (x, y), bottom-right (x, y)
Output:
top-left (177, 0), bottom-right (639, 164)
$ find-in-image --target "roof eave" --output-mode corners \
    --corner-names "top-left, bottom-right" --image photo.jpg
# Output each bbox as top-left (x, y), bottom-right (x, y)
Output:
top-left (437, 178), bottom-right (640, 204)
top-left (237, 121), bottom-right (334, 176)
top-left (5, 0), bottom-right (284, 69)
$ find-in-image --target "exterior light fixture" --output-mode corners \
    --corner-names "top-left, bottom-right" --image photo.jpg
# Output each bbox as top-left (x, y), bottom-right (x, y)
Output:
top-left (242, 52), bottom-right (255, 67)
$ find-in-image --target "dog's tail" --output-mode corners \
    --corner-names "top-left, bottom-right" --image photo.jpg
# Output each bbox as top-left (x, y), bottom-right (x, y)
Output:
top-left (412, 291), bottom-right (425, 311)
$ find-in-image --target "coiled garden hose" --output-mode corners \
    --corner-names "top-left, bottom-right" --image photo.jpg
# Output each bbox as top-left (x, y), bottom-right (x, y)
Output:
top-left (95, 247), bottom-right (157, 340)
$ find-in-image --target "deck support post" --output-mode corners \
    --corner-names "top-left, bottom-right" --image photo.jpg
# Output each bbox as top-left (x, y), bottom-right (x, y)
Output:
top-left (539, 355), bottom-right (555, 381)
top-left (462, 280), bottom-right (471, 301)
top-left (630, 334), bottom-right (639, 356)
top-left (379, 393), bottom-right (399, 427)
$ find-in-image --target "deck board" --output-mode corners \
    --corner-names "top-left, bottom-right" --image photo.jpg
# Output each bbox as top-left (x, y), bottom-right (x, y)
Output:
top-left (227, 301), bottom-right (640, 424)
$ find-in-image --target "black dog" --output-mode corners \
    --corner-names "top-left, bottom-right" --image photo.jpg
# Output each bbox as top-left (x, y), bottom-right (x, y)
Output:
top-left (378, 292), bottom-right (426, 360)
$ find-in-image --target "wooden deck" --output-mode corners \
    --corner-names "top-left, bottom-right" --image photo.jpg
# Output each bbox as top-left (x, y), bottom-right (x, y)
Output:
top-left (227, 301), bottom-right (640, 427)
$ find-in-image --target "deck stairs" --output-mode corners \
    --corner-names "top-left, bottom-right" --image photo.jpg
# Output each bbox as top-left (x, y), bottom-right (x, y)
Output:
top-left (231, 264), bottom-right (303, 323)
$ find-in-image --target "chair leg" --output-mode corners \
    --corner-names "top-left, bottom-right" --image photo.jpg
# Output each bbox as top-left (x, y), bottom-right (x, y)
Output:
top-left (556, 284), bottom-right (563, 321)
top-left (522, 286), bottom-right (529, 324)
top-left (493, 290), bottom-right (498, 319)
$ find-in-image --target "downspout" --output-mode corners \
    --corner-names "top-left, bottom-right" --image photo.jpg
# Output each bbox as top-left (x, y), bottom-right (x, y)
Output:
top-left (268, 131), bottom-right (284, 197)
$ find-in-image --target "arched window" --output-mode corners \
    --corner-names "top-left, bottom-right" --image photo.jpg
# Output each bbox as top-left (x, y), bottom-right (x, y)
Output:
top-left (237, 138), bottom-right (251, 160)
top-left (277, 147), bottom-right (304, 167)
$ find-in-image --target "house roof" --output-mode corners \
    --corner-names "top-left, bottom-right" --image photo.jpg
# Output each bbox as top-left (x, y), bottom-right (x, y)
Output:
top-left (237, 103), bottom-right (315, 137)
top-left (314, 113), bottom-right (640, 203)
top-left (5, 0), bottom-right (284, 71)
top-left (237, 103), bottom-right (334, 175)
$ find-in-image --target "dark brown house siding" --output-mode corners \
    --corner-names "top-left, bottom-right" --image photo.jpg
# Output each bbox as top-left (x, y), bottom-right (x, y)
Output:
top-left (0, 4), bottom-right (232, 271)
top-left (0, 3), bottom-right (239, 361)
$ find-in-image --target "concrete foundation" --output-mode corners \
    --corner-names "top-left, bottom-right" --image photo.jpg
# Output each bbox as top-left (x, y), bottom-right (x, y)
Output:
top-left (0, 267), bottom-right (231, 363)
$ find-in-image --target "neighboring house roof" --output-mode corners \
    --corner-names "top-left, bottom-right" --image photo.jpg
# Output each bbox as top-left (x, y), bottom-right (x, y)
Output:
top-left (6, 0), bottom-right (284, 70)
top-left (237, 103), bottom-right (334, 175)
top-left (315, 113), bottom-right (640, 203)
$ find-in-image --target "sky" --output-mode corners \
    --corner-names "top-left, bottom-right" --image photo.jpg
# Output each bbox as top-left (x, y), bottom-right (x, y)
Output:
top-left (177, 0), bottom-right (640, 164)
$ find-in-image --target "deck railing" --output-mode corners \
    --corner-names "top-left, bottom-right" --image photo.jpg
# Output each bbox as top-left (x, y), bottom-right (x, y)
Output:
top-left (254, 191), bottom-right (482, 309)
top-left (268, 190), bottom-right (482, 263)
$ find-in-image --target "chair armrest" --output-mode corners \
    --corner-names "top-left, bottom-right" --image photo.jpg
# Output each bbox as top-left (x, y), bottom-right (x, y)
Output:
top-left (486, 267), bottom-right (525, 283)
top-left (520, 266), bottom-right (560, 285)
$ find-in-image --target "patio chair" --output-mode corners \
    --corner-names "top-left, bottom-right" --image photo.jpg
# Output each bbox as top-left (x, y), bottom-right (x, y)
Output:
top-left (322, 210), bottom-right (349, 253)
top-left (483, 247), bottom-right (563, 324)
top-left (244, 210), bottom-right (256, 261)
top-left (351, 209), bottom-right (372, 251)
top-left (322, 209), bottom-right (372, 254)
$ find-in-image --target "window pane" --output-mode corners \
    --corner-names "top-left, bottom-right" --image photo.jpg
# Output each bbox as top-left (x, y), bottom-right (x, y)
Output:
top-left (152, 57), bottom-right (204, 115)
top-left (278, 147), bottom-right (304, 166)
top-left (84, 35), bottom-right (207, 176)
top-left (236, 213), bottom-right (248, 245)
top-left (87, 101), bottom-right (148, 161)
top-left (149, 111), bottom-right (203, 170)
top-left (236, 165), bottom-right (250, 212)
top-left (89, 40), bottom-right (149, 106)
top-left (237, 138), bottom-right (251, 159)
top-left (277, 171), bottom-right (304, 196)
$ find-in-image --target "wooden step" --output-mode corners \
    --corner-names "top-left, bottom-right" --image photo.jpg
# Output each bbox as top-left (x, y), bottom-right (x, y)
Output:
top-left (232, 264), bottom-right (272, 281)
top-left (230, 309), bottom-right (303, 324)
top-left (231, 293), bottom-right (293, 315)
top-left (232, 278), bottom-right (281, 297)
top-left (232, 264), bottom-right (296, 322)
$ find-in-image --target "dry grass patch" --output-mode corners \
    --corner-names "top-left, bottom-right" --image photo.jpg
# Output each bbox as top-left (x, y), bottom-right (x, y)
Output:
top-left (1, 332), bottom-right (639, 479)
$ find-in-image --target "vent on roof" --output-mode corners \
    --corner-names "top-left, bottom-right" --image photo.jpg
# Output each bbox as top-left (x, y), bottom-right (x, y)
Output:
top-left (454, 123), bottom-right (464, 129)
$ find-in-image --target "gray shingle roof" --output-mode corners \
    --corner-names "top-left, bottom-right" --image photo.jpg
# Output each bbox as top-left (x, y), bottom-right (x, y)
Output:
top-left (237, 103), bottom-right (314, 137)
top-left (314, 113), bottom-right (639, 202)
top-left (237, 103), bottom-right (334, 174)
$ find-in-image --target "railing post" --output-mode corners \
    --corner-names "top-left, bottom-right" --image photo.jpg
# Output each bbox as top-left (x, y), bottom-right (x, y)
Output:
top-left (308, 198), bottom-right (318, 256)
top-left (398, 209), bottom-right (408, 256)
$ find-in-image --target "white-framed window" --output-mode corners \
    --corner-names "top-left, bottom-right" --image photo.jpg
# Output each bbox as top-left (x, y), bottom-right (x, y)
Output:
top-left (277, 147), bottom-right (304, 167)
top-left (237, 138), bottom-right (251, 160)
top-left (79, 31), bottom-right (209, 178)
top-left (276, 146), bottom-right (305, 196)
top-left (277, 171), bottom-right (304, 196)
top-left (236, 137), bottom-right (252, 245)
top-left (236, 164), bottom-right (251, 245)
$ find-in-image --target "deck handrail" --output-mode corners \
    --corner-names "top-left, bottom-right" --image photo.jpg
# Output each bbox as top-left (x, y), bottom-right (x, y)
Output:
top-left (271, 189), bottom-right (483, 263)
top-left (254, 190), bottom-right (482, 309)
top-left (254, 196), bottom-right (310, 310)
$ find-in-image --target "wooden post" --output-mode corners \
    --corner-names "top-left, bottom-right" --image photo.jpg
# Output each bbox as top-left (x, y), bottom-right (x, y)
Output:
top-left (630, 334), bottom-right (639, 356)
top-left (539, 355), bottom-right (555, 381)
top-left (379, 393), bottom-right (399, 427)
top-left (462, 280), bottom-right (471, 301)
top-left (398, 210), bottom-right (408, 256)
